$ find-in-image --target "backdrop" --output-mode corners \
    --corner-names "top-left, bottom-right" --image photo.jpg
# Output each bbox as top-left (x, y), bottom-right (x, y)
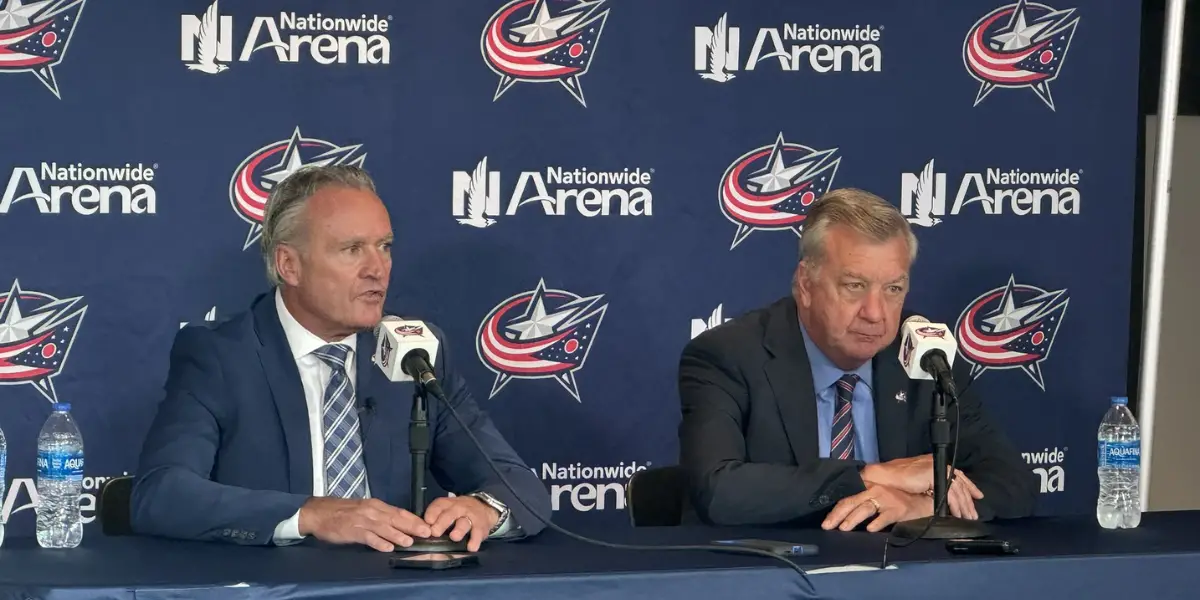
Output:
top-left (0, 0), bottom-right (1140, 535)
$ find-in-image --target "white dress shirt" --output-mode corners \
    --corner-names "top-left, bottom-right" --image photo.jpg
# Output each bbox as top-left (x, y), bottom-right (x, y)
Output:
top-left (270, 290), bottom-right (513, 543)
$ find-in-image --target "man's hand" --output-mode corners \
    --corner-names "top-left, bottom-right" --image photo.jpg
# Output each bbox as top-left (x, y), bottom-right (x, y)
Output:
top-left (860, 455), bottom-right (984, 519)
top-left (822, 483), bottom-right (934, 532)
top-left (298, 497), bottom-right (433, 552)
top-left (424, 496), bottom-right (500, 552)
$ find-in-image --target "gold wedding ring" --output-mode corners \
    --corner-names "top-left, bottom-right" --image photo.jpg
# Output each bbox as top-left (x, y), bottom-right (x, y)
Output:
top-left (866, 497), bottom-right (882, 513)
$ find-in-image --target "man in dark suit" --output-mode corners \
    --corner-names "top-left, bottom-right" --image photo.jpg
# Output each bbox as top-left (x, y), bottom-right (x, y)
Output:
top-left (679, 188), bottom-right (1036, 532)
top-left (132, 165), bottom-right (549, 551)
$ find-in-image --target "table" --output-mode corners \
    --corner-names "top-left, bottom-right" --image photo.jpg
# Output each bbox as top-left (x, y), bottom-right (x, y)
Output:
top-left (2, 511), bottom-right (1200, 600)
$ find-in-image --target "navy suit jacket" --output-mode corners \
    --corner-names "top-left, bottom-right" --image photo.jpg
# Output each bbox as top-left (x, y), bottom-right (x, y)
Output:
top-left (131, 292), bottom-right (550, 545)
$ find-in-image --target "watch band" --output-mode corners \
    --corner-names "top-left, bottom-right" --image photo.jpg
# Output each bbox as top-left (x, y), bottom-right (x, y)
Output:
top-left (468, 491), bottom-right (510, 533)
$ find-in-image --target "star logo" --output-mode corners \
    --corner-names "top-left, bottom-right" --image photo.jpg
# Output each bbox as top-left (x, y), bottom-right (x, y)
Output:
top-left (0, 0), bottom-right (87, 98)
top-left (481, 0), bottom-right (610, 107)
top-left (955, 275), bottom-right (1069, 390)
top-left (719, 133), bottom-right (841, 250)
top-left (0, 279), bottom-right (86, 403)
top-left (963, 0), bottom-right (1080, 110)
top-left (229, 127), bottom-right (367, 250)
top-left (476, 279), bottom-right (607, 402)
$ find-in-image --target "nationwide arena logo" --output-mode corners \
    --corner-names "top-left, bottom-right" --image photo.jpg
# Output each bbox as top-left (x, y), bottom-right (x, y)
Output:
top-left (0, 279), bottom-right (86, 404)
top-left (0, 0), bottom-right (86, 98)
top-left (0, 161), bottom-right (158, 216)
top-left (955, 275), bottom-right (1068, 390)
top-left (694, 12), bottom-right (883, 83)
top-left (229, 127), bottom-right (366, 250)
top-left (481, 0), bottom-right (609, 107)
top-left (963, 0), bottom-right (1080, 110)
top-left (180, 0), bottom-right (391, 74)
top-left (720, 133), bottom-right (840, 250)
top-left (899, 158), bottom-right (1081, 227)
top-left (476, 279), bottom-right (607, 402)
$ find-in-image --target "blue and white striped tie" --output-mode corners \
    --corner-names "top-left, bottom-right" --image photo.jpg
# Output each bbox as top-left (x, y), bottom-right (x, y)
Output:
top-left (312, 343), bottom-right (367, 499)
top-left (831, 374), bottom-right (859, 461)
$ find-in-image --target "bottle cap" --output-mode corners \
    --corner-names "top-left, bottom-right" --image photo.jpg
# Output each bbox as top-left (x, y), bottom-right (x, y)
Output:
top-left (1111, 396), bottom-right (1128, 405)
top-left (52, 402), bottom-right (71, 411)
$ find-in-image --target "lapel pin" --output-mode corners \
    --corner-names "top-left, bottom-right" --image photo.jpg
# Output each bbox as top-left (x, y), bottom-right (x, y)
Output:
top-left (895, 391), bottom-right (907, 403)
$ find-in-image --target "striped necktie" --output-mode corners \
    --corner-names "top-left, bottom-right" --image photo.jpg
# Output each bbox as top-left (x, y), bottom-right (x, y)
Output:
top-left (831, 374), bottom-right (859, 461)
top-left (312, 343), bottom-right (368, 498)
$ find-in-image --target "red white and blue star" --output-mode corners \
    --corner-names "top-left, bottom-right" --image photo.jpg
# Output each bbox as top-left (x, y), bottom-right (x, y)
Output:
top-left (0, 279), bottom-right (86, 403)
top-left (963, 0), bottom-right (1080, 110)
top-left (229, 127), bottom-right (367, 250)
top-left (719, 133), bottom-right (841, 250)
top-left (955, 275), bottom-right (1069, 391)
top-left (0, 0), bottom-right (86, 98)
top-left (476, 279), bottom-right (607, 402)
top-left (481, 0), bottom-right (610, 107)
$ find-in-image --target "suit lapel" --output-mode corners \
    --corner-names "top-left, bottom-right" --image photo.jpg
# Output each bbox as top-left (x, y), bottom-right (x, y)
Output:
top-left (762, 298), bottom-right (819, 464)
top-left (872, 338), bottom-right (910, 462)
top-left (252, 294), bottom-right (313, 495)
top-left (355, 331), bottom-right (395, 505)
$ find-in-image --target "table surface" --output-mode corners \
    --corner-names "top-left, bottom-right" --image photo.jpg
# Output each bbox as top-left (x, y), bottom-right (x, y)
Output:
top-left (3, 511), bottom-right (1200, 600)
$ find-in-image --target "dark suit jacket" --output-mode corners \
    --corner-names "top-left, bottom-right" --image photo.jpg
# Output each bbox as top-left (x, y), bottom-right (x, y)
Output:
top-left (678, 296), bottom-right (1037, 527)
top-left (131, 292), bottom-right (550, 544)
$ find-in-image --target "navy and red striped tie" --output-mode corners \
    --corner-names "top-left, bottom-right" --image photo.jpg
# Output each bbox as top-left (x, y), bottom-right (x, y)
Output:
top-left (831, 374), bottom-right (859, 460)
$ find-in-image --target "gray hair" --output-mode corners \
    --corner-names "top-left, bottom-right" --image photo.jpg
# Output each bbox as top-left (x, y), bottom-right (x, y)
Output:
top-left (259, 164), bottom-right (377, 286)
top-left (799, 188), bottom-right (917, 273)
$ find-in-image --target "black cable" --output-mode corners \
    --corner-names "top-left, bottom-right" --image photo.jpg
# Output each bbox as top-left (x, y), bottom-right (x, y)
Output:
top-left (428, 385), bottom-right (819, 596)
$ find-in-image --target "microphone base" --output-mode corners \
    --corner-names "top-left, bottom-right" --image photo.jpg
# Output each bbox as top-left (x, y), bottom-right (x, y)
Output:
top-left (891, 516), bottom-right (990, 540)
top-left (394, 535), bottom-right (471, 553)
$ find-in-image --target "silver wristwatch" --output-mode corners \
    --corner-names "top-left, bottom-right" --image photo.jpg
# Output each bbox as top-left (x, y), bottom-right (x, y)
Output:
top-left (468, 491), bottom-right (510, 534)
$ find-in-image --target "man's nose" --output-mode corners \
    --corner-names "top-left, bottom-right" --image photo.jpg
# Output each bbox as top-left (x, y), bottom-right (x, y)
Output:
top-left (858, 288), bottom-right (886, 323)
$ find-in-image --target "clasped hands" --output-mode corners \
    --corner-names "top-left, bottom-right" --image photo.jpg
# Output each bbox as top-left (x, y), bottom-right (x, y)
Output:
top-left (821, 455), bottom-right (984, 533)
top-left (298, 495), bottom-right (500, 552)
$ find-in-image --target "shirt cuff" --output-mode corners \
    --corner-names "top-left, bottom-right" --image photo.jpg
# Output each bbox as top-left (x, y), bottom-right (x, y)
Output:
top-left (272, 509), bottom-right (306, 545)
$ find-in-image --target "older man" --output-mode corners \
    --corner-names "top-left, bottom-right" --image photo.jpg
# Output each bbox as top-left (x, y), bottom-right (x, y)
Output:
top-left (132, 165), bottom-right (549, 551)
top-left (679, 188), bottom-right (1036, 532)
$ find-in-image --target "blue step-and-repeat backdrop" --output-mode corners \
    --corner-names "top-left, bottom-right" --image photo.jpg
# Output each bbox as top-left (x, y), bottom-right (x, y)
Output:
top-left (0, 0), bottom-right (1140, 535)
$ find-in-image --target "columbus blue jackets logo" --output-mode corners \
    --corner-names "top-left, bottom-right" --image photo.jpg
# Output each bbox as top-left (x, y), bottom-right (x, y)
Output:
top-left (916, 326), bottom-right (946, 338)
top-left (395, 324), bottom-right (423, 337)
top-left (476, 279), bottom-right (607, 402)
top-left (720, 133), bottom-right (841, 250)
top-left (481, 0), bottom-right (609, 107)
top-left (955, 275), bottom-right (1068, 390)
top-left (0, 279), bottom-right (86, 403)
top-left (963, 0), bottom-right (1080, 110)
top-left (0, 0), bottom-right (86, 98)
top-left (230, 127), bottom-right (366, 250)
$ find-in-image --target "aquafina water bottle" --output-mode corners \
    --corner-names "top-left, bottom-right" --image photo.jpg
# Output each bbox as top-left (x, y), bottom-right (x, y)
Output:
top-left (36, 402), bottom-right (84, 548)
top-left (1097, 396), bottom-right (1141, 529)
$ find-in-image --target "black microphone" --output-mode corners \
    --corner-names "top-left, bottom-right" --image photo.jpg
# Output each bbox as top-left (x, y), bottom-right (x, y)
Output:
top-left (371, 317), bottom-right (818, 591)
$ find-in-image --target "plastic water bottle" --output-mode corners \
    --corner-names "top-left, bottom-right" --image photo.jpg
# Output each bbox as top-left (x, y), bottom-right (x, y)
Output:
top-left (0, 421), bottom-right (6, 548)
top-left (1097, 396), bottom-right (1141, 529)
top-left (36, 403), bottom-right (84, 548)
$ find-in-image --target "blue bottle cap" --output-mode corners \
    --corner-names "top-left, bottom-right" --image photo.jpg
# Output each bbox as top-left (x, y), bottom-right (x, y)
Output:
top-left (52, 402), bottom-right (70, 411)
top-left (1111, 396), bottom-right (1128, 405)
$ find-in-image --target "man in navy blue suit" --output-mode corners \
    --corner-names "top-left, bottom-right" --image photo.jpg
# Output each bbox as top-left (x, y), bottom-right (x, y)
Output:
top-left (132, 165), bottom-right (549, 552)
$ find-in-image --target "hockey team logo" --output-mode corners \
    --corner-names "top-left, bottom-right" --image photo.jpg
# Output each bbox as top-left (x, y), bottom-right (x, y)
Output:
top-left (395, 324), bottom-right (423, 337)
top-left (964, 0), bottom-right (1080, 110)
top-left (181, 0), bottom-right (391, 74)
top-left (916, 326), bottom-right (945, 338)
top-left (720, 133), bottom-right (840, 250)
top-left (695, 12), bottom-right (882, 83)
top-left (476, 279), bottom-right (607, 402)
top-left (0, 279), bottom-right (86, 403)
top-left (481, 0), bottom-right (609, 107)
top-left (901, 334), bottom-right (916, 367)
top-left (955, 275), bottom-right (1068, 390)
top-left (379, 335), bottom-right (393, 369)
top-left (900, 158), bottom-right (1081, 227)
top-left (0, 0), bottom-right (86, 98)
top-left (690, 304), bottom-right (731, 339)
top-left (230, 127), bottom-right (366, 250)
top-left (451, 156), bottom-right (653, 227)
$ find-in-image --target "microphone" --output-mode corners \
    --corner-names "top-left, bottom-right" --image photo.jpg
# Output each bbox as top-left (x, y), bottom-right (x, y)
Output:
top-left (898, 315), bottom-right (958, 399)
top-left (369, 317), bottom-right (818, 590)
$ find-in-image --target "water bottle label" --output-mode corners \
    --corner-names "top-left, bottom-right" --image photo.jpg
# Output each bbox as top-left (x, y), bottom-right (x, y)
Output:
top-left (1099, 441), bottom-right (1140, 468)
top-left (36, 451), bottom-right (83, 481)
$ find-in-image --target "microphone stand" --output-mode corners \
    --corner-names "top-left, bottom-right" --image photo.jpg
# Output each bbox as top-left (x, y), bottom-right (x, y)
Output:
top-left (892, 390), bottom-right (990, 540)
top-left (395, 382), bottom-right (469, 553)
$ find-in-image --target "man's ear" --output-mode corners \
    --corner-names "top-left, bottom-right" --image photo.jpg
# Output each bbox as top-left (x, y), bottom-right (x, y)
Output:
top-left (793, 260), bottom-right (815, 309)
top-left (276, 244), bottom-right (303, 287)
